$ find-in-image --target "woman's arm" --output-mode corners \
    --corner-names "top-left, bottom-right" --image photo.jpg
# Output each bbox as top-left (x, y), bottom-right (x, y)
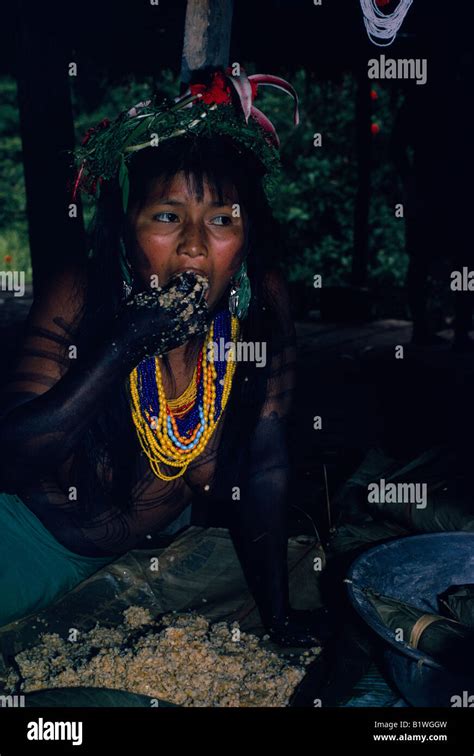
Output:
top-left (0, 265), bottom-right (89, 487)
top-left (233, 406), bottom-right (293, 627)
top-left (0, 268), bottom-right (208, 490)
top-left (229, 271), bottom-right (330, 646)
top-left (226, 271), bottom-right (304, 632)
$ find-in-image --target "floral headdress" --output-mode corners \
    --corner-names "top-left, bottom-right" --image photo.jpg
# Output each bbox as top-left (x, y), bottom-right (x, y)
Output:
top-left (72, 67), bottom-right (299, 211)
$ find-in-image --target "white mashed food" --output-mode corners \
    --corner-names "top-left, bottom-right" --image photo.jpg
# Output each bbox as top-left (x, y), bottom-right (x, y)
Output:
top-left (5, 608), bottom-right (320, 707)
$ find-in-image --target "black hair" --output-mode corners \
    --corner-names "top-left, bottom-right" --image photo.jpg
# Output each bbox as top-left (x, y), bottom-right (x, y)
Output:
top-left (72, 134), bottom-right (285, 514)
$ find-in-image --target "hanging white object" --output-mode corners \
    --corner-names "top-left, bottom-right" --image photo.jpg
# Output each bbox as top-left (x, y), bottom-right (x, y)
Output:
top-left (360, 0), bottom-right (414, 47)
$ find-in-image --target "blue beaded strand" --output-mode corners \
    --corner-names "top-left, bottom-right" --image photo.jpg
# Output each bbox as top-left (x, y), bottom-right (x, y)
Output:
top-left (135, 309), bottom-right (234, 442)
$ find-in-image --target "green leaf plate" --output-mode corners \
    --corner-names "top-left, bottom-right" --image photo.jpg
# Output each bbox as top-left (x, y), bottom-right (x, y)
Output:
top-left (24, 687), bottom-right (178, 708)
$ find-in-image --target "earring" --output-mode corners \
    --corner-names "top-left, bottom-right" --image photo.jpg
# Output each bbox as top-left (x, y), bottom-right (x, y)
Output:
top-left (229, 260), bottom-right (251, 320)
top-left (122, 279), bottom-right (133, 300)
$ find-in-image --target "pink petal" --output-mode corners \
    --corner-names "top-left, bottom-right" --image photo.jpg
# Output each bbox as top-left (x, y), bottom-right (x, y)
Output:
top-left (250, 105), bottom-right (280, 148)
top-left (72, 162), bottom-right (85, 201)
top-left (248, 74), bottom-right (300, 126)
top-left (127, 100), bottom-right (152, 118)
top-left (228, 72), bottom-right (253, 123)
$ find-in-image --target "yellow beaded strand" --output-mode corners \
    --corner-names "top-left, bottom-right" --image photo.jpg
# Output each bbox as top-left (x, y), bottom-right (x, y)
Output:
top-left (129, 316), bottom-right (240, 481)
top-left (167, 366), bottom-right (198, 416)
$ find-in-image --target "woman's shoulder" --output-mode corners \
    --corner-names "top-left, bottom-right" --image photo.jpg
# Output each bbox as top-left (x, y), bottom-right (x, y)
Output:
top-left (0, 261), bottom-right (90, 412)
top-left (30, 260), bottom-right (88, 331)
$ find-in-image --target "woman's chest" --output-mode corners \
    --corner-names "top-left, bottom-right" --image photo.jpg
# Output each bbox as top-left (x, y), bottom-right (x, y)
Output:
top-left (133, 405), bottom-right (228, 502)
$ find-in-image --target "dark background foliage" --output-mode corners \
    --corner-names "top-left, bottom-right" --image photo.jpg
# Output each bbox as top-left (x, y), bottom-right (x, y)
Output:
top-left (0, 0), bottom-right (414, 305)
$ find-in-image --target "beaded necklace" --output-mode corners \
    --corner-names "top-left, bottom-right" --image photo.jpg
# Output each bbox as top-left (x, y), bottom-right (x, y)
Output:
top-left (129, 310), bottom-right (239, 481)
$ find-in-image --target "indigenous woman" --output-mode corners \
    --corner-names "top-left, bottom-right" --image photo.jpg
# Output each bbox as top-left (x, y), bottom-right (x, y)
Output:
top-left (0, 68), bottom-right (325, 645)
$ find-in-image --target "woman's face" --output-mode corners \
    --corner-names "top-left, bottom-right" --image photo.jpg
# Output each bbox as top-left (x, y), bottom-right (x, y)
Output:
top-left (128, 171), bottom-right (246, 310)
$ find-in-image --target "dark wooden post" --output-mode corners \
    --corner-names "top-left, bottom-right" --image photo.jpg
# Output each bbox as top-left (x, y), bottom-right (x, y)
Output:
top-left (351, 64), bottom-right (371, 288)
top-left (180, 0), bottom-right (234, 85)
top-left (16, 1), bottom-right (85, 293)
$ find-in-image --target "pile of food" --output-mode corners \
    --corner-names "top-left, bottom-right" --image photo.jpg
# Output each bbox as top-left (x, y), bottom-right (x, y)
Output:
top-left (3, 607), bottom-right (320, 707)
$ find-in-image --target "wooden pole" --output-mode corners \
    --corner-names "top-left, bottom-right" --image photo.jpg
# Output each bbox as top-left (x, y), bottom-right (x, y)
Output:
top-left (181, 0), bottom-right (234, 86)
top-left (16, 1), bottom-right (85, 293)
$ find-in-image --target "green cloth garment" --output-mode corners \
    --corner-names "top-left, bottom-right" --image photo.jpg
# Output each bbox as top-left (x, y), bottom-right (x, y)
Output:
top-left (0, 492), bottom-right (114, 629)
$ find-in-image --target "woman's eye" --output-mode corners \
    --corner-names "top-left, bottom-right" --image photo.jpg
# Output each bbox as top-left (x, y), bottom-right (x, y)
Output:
top-left (154, 212), bottom-right (180, 223)
top-left (211, 215), bottom-right (232, 226)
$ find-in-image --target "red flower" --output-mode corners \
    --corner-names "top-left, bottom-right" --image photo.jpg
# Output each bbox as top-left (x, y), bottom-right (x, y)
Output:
top-left (81, 118), bottom-right (110, 146)
top-left (371, 122), bottom-right (381, 135)
top-left (4, 254), bottom-right (12, 264)
top-left (370, 89), bottom-right (378, 101)
top-left (81, 127), bottom-right (95, 146)
top-left (190, 72), bottom-right (232, 105)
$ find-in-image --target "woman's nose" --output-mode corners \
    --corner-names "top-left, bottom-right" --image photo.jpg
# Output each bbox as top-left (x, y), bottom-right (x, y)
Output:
top-left (177, 222), bottom-right (208, 258)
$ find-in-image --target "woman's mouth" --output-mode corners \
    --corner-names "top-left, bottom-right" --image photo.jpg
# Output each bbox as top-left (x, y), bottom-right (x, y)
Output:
top-left (172, 266), bottom-right (208, 279)
top-left (169, 269), bottom-right (210, 294)
top-left (165, 269), bottom-right (211, 306)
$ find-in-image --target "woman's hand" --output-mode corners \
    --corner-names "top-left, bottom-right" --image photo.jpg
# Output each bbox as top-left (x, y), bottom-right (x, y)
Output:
top-left (113, 270), bottom-right (210, 368)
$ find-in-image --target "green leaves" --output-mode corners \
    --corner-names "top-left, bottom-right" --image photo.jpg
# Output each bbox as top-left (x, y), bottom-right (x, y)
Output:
top-left (118, 155), bottom-right (129, 213)
top-left (287, 206), bottom-right (310, 222)
top-left (0, 67), bottom-right (409, 294)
